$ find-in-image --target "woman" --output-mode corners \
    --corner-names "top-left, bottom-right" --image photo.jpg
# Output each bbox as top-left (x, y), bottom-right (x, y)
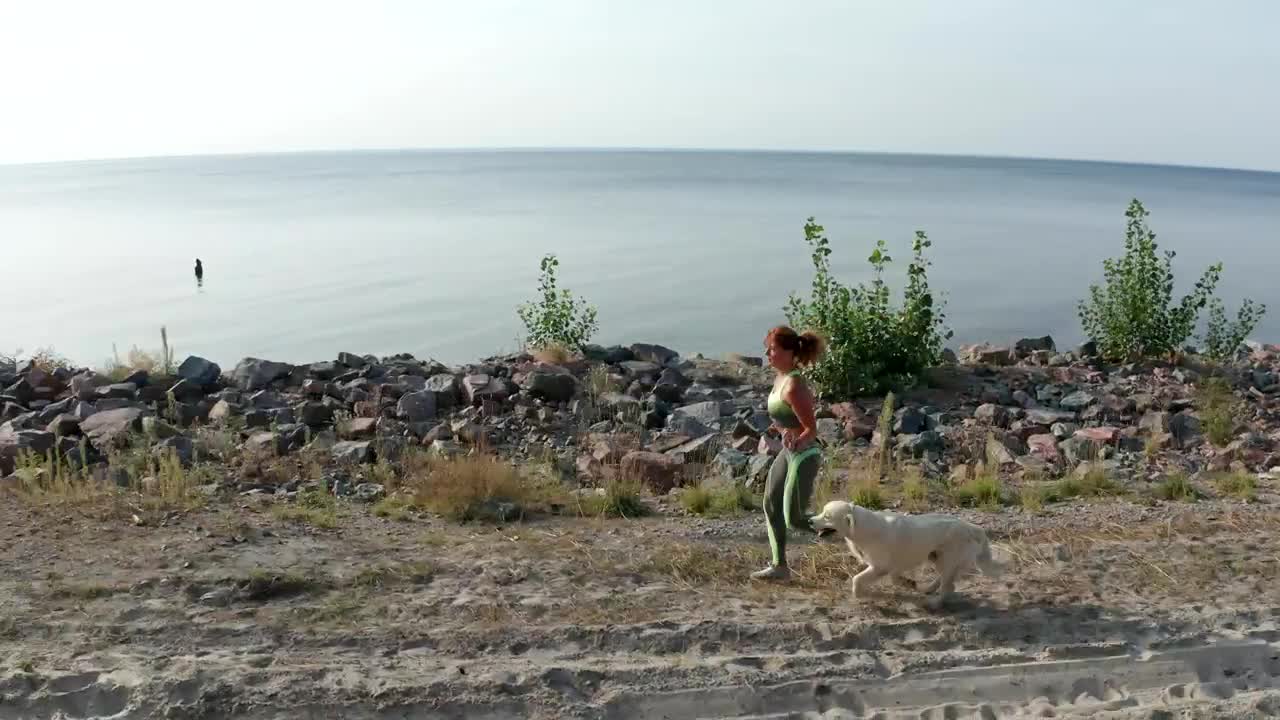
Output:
top-left (752, 325), bottom-right (826, 581)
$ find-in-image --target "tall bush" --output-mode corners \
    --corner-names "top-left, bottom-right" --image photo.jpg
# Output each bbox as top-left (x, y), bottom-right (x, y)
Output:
top-left (784, 217), bottom-right (950, 399)
top-left (517, 254), bottom-right (599, 352)
top-left (1078, 199), bottom-right (1262, 362)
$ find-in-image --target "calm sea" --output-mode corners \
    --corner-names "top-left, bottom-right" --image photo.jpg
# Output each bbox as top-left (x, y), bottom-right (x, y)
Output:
top-left (3, 150), bottom-right (1278, 368)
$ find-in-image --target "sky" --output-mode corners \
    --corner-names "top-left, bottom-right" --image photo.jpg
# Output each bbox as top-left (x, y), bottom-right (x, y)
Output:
top-left (2, 0), bottom-right (1278, 171)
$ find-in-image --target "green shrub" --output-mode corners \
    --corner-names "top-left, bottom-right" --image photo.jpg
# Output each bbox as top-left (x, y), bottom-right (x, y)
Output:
top-left (784, 218), bottom-right (950, 400)
top-left (1155, 472), bottom-right (1198, 502)
top-left (517, 254), bottom-right (599, 351)
top-left (1201, 297), bottom-right (1266, 363)
top-left (1196, 376), bottom-right (1240, 447)
top-left (1077, 199), bottom-right (1258, 362)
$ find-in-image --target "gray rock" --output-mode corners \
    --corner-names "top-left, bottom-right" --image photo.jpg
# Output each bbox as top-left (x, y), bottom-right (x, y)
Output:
top-left (95, 383), bottom-right (138, 401)
top-left (424, 374), bottom-right (461, 408)
top-left (816, 418), bottom-right (843, 445)
top-left (1050, 422), bottom-right (1080, 440)
top-left (332, 441), bottom-right (374, 465)
top-left (630, 343), bottom-right (679, 366)
top-left (397, 390), bottom-right (437, 422)
top-left (893, 407), bottom-right (927, 435)
top-left (46, 414), bottom-right (82, 437)
top-left (1025, 408), bottom-right (1077, 425)
top-left (1060, 436), bottom-right (1100, 466)
top-left (899, 431), bottom-right (945, 458)
top-left (666, 414), bottom-right (713, 438)
top-left (974, 404), bottom-right (1008, 426)
top-left (337, 352), bottom-right (368, 369)
top-left (713, 448), bottom-right (750, 477)
top-left (522, 369), bottom-right (577, 403)
top-left (245, 432), bottom-right (283, 455)
top-left (668, 434), bottom-right (723, 463)
top-left (177, 356), bottom-right (222, 387)
top-left (80, 407), bottom-right (145, 450)
top-left (296, 402), bottom-right (334, 427)
top-left (165, 378), bottom-right (204, 402)
top-left (308, 361), bottom-right (342, 381)
top-left (746, 454), bottom-right (773, 490)
top-left (1138, 412), bottom-right (1171, 435)
top-left (618, 360), bottom-right (661, 377)
top-left (985, 433), bottom-right (1024, 466)
top-left (1059, 391), bottom-right (1097, 411)
top-left (153, 436), bottom-right (196, 467)
top-left (462, 374), bottom-right (508, 405)
top-left (142, 416), bottom-right (181, 439)
top-left (353, 483), bottom-right (386, 503)
top-left (1169, 413), bottom-right (1203, 448)
top-left (0, 426), bottom-right (56, 473)
top-left (1015, 336), bottom-right (1057, 355)
top-left (672, 401), bottom-right (723, 427)
top-left (232, 358), bottom-right (295, 392)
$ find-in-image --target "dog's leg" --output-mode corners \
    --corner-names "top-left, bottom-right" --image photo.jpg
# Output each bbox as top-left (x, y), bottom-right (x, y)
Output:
top-left (851, 565), bottom-right (888, 600)
top-left (925, 556), bottom-right (964, 610)
top-left (891, 574), bottom-right (917, 590)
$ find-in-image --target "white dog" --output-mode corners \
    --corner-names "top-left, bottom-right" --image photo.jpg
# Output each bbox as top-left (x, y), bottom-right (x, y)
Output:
top-left (809, 500), bottom-right (1005, 609)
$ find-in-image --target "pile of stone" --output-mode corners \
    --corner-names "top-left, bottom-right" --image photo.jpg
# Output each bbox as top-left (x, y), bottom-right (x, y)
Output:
top-left (4, 334), bottom-right (1279, 499)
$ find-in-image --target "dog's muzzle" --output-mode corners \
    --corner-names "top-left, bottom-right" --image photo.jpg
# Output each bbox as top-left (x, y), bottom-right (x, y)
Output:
top-left (816, 527), bottom-right (836, 538)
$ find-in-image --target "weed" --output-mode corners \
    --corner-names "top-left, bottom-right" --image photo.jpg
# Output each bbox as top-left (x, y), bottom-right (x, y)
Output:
top-left (579, 476), bottom-right (649, 519)
top-left (1212, 471), bottom-right (1257, 501)
top-left (1019, 485), bottom-right (1048, 512)
top-left (1055, 468), bottom-right (1118, 500)
top-left (350, 562), bottom-right (435, 589)
top-left (850, 480), bottom-right (884, 510)
top-left (371, 496), bottom-right (414, 521)
top-left (951, 472), bottom-right (1004, 509)
top-left (901, 471), bottom-right (929, 511)
top-left (272, 488), bottom-right (338, 528)
top-left (1196, 376), bottom-right (1240, 447)
top-left (406, 453), bottom-right (561, 522)
top-left (1201, 296), bottom-right (1266, 363)
top-left (1155, 472), bottom-right (1199, 502)
top-left (679, 480), bottom-right (756, 517)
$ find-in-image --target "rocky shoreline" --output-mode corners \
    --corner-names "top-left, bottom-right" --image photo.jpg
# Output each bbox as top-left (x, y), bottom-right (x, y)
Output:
top-left (4, 335), bottom-right (1280, 507)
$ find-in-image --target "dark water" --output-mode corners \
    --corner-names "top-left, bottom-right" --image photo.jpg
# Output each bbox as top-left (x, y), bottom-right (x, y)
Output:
top-left (2, 150), bottom-right (1278, 367)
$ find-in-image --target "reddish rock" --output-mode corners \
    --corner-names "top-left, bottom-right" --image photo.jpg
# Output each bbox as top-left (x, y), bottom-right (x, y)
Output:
top-left (1075, 426), bottom-right (1120, 444)
top-left (340, 417), bottom-right (377, 439)
top-left (620, 451), bottom-right (684, 493)
top-left (1026, 434), bottom-right (1062, 463)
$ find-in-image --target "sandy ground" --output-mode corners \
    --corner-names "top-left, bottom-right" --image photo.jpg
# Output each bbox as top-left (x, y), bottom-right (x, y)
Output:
top-left (3, 490), bottom-right (1280, 720)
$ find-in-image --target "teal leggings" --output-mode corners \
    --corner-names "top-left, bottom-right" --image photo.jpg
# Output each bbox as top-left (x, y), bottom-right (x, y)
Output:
top-left (763, 446), bottom-right (823, 566)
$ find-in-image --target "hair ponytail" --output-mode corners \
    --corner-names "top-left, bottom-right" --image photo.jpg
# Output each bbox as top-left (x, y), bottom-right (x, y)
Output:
top-left (795, 331), bottom-right (827, 366)
top-left (765, 325), bottom-right (827, 367)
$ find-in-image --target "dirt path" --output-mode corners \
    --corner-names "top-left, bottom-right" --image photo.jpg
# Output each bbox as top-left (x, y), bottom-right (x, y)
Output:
top-left (3, 495), bottom-right (1280, 719)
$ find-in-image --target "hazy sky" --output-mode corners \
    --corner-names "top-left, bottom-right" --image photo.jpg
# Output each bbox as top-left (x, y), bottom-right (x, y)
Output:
top-left (3, 1), bottom-right (1278, 170)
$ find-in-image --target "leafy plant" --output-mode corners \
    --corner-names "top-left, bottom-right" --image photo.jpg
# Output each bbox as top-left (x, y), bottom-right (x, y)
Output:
top-left (1078, 199), bottom-right (1247, 361)
top-left (517, 254), bottom-right (599, 352)
top-left (784, 218), bottom-right (950, 400)
top-left (1200, 297), bottom-right (1266, 363)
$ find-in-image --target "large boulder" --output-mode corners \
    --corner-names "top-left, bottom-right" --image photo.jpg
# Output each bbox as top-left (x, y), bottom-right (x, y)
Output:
top-left (629, 343), bottom-right (679, 367)
top-left (177, 356), bottom-right (222, 387)
top-left (424, 374), bottom-right (461, 409)
top-left (671, 401), bottom-right (723, 427)
top-left (332, 441), bottom-right (374, 465)
top-left (397, 390), bottom-right (437, 422)
top-left (620, 450), bottom-right (683, 493)
top-left (0, 425), bottom-right (57, 474)
top-left (232, 358), bottom-right (294, 392)
top-left (80, 407), bottom-right (145, 450)
top-left (153, 436), bottom-right (196, 467)
top-left (522, 368), bottom-right (577, 403)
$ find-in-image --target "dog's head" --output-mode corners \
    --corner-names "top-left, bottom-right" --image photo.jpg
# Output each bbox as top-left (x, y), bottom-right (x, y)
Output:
top-left (809, 500), bottom-right (856, 540)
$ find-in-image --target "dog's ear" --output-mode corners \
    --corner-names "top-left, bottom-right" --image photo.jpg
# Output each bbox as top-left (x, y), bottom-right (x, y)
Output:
top-left (842, 510), bottom-right (854, 530)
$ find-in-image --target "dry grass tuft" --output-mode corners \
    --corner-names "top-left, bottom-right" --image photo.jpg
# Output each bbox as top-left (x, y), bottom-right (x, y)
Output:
top-left (1155, 471), bottom-right (1199, 502)
top-left (532, 343), bottom-right (572, 365)
top-left (578, 476), bottom-right (650, 518)
top-left (1196, 376), bottom-right (1240, 447)
top-left (1212, 471), bottom-right (1257, 501)
top-left (950, 470), bottom-right (1004, 509)
top-left (405, 452), bottom-right (568, 522)
top-left (271, 488), bottom-right (339, 528)
top-left (679, 480), bottom-right (756, 517)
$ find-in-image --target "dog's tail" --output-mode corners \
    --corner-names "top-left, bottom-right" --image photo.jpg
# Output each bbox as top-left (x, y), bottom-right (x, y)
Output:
top-left (975, 537), bottom-right (1007, 578)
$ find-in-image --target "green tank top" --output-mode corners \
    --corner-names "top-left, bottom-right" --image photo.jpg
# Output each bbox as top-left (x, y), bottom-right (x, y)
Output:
top-left (767, 371), bottom-right (804, 429)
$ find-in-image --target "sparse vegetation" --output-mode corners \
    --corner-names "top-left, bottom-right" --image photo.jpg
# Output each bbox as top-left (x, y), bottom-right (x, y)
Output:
top-left (901, 470), bottom-right (930, 511)
top-left (272, 488), bottom-right (339, 528)
top-left (1054, 468), bottom-right (1119, 500)
top-left (1201, 297), bottom-right (1266, 363)
top-left (371, 496), bottom-right (414, 521)
top-left (1155, 471), bottom-right (1199, 502)
top-left (951, 471), bottom-right (1004, 509)
top-left (579, 476), bottom-right (649, 518)
top-left (679, 480), bottom-right (755, 517)
top-left (850, 479), bottom-right (884, 510)
top-left (1212, 471), bottom-right (1257, 502)
top-left (1196, 376), bottom-right (1241, 447)
top-left (517, 254), bottom-right (599, 352)
top-left (784, 217), bottom-right (950, 400)
top-left (1078, 198), bottom-right (1259, 362)
top-left (404, 452), bottom-right (566, 523)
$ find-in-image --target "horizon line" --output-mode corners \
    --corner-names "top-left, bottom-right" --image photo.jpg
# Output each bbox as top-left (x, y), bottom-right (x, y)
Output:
top-left (3, 144), bottom-right (1278, 177)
